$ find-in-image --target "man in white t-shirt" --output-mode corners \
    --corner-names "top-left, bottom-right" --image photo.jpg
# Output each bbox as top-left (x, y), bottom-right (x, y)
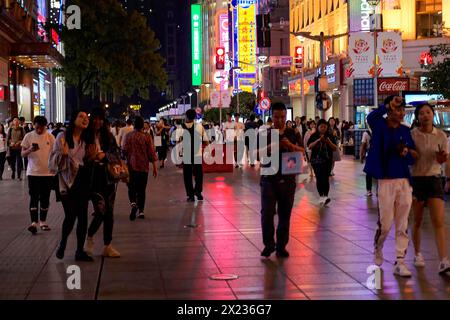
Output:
top-left (21, 116), bottom-right (56, 234)
top-left (118, 118), bottom-right (134, 149)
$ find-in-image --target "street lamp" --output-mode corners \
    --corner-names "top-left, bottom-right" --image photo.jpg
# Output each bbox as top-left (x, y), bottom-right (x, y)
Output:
top-left (181, 95), bottom-right (187, 112)
top-left (187, 92), bottom-right (193, 109)
top-left (367, 0), bottom-right (381, 108)
top-left (231, 67), bottom-right (241, 113)
top-left (195, 88), bottom-right (200, 109)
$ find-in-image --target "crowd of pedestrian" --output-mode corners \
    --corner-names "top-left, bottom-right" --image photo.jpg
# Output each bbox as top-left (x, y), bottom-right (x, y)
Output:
top-left (1, 94), bottom-right (449, 278)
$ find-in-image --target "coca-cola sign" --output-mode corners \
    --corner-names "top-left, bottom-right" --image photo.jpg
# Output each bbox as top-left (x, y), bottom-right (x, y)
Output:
top-left (378, 78), bottom-right (409, 94)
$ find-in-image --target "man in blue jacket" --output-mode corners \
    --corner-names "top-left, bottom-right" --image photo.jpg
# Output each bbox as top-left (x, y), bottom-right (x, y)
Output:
top-left (364, 95), bottom-right (418, 277)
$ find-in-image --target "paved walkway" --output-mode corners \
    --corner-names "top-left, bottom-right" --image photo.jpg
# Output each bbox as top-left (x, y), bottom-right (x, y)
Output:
top-left (1, 156), bottom-right (449, 300)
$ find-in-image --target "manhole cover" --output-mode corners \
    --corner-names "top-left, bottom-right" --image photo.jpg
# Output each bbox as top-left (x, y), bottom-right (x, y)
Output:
top-left (209, 274), bottom-right (239, 281)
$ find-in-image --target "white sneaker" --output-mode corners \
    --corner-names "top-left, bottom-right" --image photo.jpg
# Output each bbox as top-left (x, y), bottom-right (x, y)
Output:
top-left (318, 197), bottom-right (325, 206)
top-left (374, 249), bottom-right (384, 266)
top-left (414, 253), bottom-right (426, 268)
top-left (393, 260), bottom-right (412, 277)
top-left (85, 237), bottom-right (94, 256)
top-left (366, 191), bottom-right (373, 197)
top-left (438, 257), bottom-right (450, 275)
top-left (324, 197), bottom-right (331, 206)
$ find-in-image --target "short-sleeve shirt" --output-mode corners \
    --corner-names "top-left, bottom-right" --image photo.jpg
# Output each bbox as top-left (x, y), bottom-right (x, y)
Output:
top-left (411, 127), bottom-right (448, 177)
top-left (21, 131), bottom-right (55, 176)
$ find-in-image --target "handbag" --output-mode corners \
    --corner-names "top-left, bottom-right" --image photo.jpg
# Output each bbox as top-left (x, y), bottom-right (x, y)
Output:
top-left (106, 147), bottom-right (130, 183)
top-left (154, 135), bottom-right (162, 147)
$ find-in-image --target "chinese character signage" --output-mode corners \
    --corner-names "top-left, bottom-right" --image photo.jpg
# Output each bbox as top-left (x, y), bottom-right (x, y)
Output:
top-left (218, 12), bottom-right (230, 91)
top-left (191, 4), bottom-right (202, 86)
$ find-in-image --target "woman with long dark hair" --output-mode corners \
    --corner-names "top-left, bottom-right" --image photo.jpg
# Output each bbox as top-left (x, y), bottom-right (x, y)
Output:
top-left (308, 119), bottom-right (337, 206)
top-left (328, 117), bottom-right (341, 176)
top-left (84, 108), bottom-right (121, 258)
top-left (410, 103), bottom-right (450, 274)
top-left (0, 124), bottom-right (6, 180)
top-left (49, 110), bottom-right (93, 261)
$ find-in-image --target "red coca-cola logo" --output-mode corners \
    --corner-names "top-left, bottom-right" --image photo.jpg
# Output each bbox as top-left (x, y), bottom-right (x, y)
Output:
top-left (378, 78), bottom-right (409, 94)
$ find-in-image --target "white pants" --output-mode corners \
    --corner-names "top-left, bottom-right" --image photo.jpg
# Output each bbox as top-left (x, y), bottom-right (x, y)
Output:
top-left (374, 178), bottom-right (412, 260)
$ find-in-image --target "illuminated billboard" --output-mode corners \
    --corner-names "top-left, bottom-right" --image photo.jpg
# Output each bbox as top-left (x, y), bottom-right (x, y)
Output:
top-left (191, 4), bottom-right (202, 86)
top-left (233, 0), bottom-right (257, 93)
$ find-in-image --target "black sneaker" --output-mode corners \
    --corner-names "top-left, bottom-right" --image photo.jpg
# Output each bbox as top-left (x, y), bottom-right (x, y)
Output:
top-left (260, 247), bottom-right (275, 258)
top-left (56, 246), bottom-right (65, 260)
top-left (75, 251), bottom-right (94, 262)
top-left (276, 249), bottom-right (290, 258)
top-left (137, 212), bottom-right (145, 219)
top-left (196, 193), bottom-right (204, 201)
top-left (129, 206), bottom-right (138, 221)
top-left (187, 196), bottom-right (195, 202)
top-left (28, 224), bottom-right (37, 235)
top-left (324, 197), bottom-right (331, 206)
top-left (11, 172), bottom-right (15, 180)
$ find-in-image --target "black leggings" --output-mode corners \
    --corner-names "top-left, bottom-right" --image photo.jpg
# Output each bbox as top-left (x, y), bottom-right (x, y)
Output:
top-left (88, 165), bottom-right (117, 245)
top-left (28, 176), bottom-right (53, 223)
top-left (59, 168), bottom-right (90, 253)
top-left (312, 162), bottom-right (332, 197)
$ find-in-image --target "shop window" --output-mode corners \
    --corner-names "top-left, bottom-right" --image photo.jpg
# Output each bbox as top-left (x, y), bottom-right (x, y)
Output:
top-left (416, 0), bottom-right (443, 38)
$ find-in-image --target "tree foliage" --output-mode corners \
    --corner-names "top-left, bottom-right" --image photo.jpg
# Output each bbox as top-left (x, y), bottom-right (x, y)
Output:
top-left (423, 44), bottom-right (450, 99)
top-left (54, 0), bottom-right (167, 108)
top-left (202, 91), bottom-right (256, 123)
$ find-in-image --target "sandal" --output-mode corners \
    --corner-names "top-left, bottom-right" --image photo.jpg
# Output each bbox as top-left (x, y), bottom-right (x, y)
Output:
top-left (40, 225), bottom-right (51, 231)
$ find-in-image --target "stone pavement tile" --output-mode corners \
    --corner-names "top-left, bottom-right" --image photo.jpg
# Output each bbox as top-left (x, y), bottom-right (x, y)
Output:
top-left (27, 280), bottom-right (97, 297)
top-left (26, 291), bottom-right (95, 300)
top-left (289, 273), bottom-right (359, 285)
top-left (279, 263), bottom-right (343, 276)
top-left (161, 267), bottom-right (221, 280)
top-left (98, 279), bottom-right (166, 300)
top-left (163, 277), bottom-right (231, 292)
top-left (215, 257), bottom-right (279, 269)
top-left (324, 254), bottom-right (376, 264)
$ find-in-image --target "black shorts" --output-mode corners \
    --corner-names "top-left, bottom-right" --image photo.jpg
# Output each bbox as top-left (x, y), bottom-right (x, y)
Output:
top-left (412, 176), bottom-right (444, 202)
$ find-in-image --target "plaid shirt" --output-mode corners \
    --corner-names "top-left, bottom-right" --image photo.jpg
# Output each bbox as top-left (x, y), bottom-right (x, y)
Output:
top-left (123, 130), bottom-right (157, 173)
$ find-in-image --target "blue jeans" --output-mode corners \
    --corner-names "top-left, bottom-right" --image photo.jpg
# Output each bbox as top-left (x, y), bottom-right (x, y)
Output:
top-left (260, 176), bottom-right (296, 251)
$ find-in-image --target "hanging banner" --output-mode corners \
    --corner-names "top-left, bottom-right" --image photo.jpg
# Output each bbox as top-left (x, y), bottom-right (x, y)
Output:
top-left (377, 32), bottom-right (403, 77)
top-left (348, 32), bottom-right (374, 78)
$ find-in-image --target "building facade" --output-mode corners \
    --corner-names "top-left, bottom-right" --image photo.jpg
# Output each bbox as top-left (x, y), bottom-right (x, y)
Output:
top-left (0, 0), bottom-right (64, 123)
top-left (289, 0), bottom-right (450, 123)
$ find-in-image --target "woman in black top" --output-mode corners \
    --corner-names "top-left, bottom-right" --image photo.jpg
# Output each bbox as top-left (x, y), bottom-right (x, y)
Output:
top-left (308, 119), bottom-right (337, 207)
top-left (84, 108), bottom-right (121, 258)
top-left (156, 118), bottom-right (170, 168)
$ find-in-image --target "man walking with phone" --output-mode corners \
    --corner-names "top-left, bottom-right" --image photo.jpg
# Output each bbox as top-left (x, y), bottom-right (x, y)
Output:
top-left (21, 116), bottom-right (55, 234)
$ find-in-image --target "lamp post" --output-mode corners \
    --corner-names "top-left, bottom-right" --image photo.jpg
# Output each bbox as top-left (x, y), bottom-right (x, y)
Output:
top-left (295, 35), bottom-right (306, 117)
top-left (187, 92), bottom-right (193, 109)
top-left (367, 0), bottom-right (381, 109)
top-left (181, 95), bottom-right (187, 113)
top-left (195, 88), bottom-right (200, 109)
top-left (204, 83), bottom-right (211, 109)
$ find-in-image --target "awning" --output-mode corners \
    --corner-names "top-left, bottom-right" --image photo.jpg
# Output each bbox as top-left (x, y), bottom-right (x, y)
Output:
top-left (10, 42), bottom-right (63, 69)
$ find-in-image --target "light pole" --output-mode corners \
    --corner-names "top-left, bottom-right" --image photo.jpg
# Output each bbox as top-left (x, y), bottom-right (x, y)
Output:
top-left (181, 95), bottom-right (187, 113)
top-left (195, 88), bottom-right (200, 109)
top-left (290, 31), bottom-right (348, 118)
top-left (368, 0), bottom-right (381, 109)
top-left (204, 83), bottom-right (211, 109)
top-left (231, 67), bottom-right (241, 114)
top-left (187, 92), bottom-right (193, 109)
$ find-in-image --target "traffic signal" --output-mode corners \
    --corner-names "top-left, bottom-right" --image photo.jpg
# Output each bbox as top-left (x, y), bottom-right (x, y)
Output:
top-left (294, 46), bottom-right (304, 69)
top-left (256, 13), bottom-right (271, 48)
top-left (216, 47), bottom-right (225, 70)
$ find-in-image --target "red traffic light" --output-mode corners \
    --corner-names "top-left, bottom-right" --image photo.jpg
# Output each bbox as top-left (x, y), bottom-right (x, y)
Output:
top-left (216, 47), bottom-right (225, 56)
top-left (294, 46), bottom-right (304, 69)
top-left (216, 47), bottom-right (225, 70)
